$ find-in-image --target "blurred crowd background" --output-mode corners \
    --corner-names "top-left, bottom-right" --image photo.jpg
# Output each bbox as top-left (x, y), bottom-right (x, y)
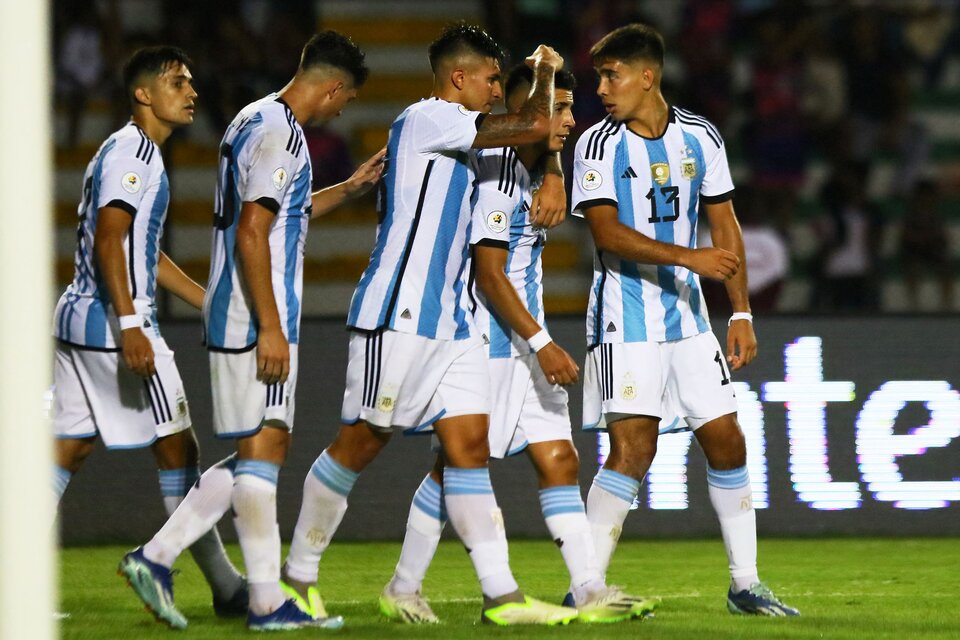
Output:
top-left (53, 0), bottom-right (960, 317)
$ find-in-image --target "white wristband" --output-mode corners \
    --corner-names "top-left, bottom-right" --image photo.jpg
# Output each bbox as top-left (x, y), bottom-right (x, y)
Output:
top-left (728, 312), bottom-right (753, 326)
top-left (118, 314), bottom-right (140, 330)
top-left (527, 329), bottom-right (552, 352)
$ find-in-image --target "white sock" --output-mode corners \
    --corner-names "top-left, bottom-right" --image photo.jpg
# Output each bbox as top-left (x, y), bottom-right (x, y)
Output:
top-left (52, 466), bottom-right (71, 531)
top-left (284, 450), bottom-right (358, 584)
top-left (707, 465), bottom-right (759, 592)
top-left (539, 485), bottom-right (604, 604)
top-left (233, 461), bottom-right (284, 615)
top-left (586, 468), bottom-right (640, 577)
top-left (443, 467), bottom-right (518, 599)
top-left (389, 474), bottom-right (446, 595)
top-left (145, 459), bottom-right (242, 599)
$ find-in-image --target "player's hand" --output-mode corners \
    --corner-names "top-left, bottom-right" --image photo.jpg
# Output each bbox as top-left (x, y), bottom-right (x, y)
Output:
top-left (726, 319), bottom-right (757, 371)
top-left (537, 342), bottom-right (579, 386)
top-left (530, 173), bottom-right (567, 229)
top-left (525, 45), bottom-right (564, 71)
top-left (687, 247), bottom-right (740, 281)
top-left (344, 147), bottom-right (387, 199)
top-left (121, 327), bottom-right (156, 378)
top-left (256, 326), bottom-right (289, 385)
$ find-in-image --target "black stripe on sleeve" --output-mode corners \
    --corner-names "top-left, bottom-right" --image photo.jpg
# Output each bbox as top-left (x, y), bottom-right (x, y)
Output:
top-left (253, 197), bottom-right (281, 214)
top-left (574, 198), bottom-right (618, 212)
top-left (700, 189), bottom-right (735, 204)
top-left (474, 238), bottom-right (509, 250)
top-left (104, 199), bottom-right (137, 216)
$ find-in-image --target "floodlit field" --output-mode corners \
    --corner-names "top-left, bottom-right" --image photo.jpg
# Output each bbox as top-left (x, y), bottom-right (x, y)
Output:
top-left (60, 538), bottom-right (959, 639)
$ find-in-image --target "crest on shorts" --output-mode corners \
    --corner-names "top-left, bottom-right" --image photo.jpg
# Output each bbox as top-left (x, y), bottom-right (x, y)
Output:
top-left (485, 210), bottom-right (507, 233)
top-left (650, 163), bottom-right (670, 185)
top-left (177, 398), bottom-right (188, 418)
top-left (377, 394), bottom-right (395, 413)
top-left (621, 374), bottom-right (637, 401)
top-left (272, 167), bottom-right (288, 190)
top-left (581, 170), bottom-right (602, 191)
top-left (121, 172), bottom-right (142, 193)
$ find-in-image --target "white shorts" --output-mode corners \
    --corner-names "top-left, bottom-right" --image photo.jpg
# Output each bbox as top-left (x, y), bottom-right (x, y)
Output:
top-left (582, 331), bottom-right (737, 432)
top-left (53, 339), bottom-right (191, 449)
top-left (210, 345), bottom-right (299, 438)
top-left (488, 353), bottom-right (571, 458)
top-left (341, 329), bottom-right (489, 431)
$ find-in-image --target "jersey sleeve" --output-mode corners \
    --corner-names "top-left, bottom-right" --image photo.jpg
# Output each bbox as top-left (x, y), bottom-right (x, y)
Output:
top-left (417, 100), bottom-right (483, 154)
top-left (95, 134), bottom-right (156, 215)
top-left (237, 120), bottom-right (303, 214)
top-left (470, 147), bottom-right (516, 248)
top-left (700, 140), bottom-right (735, 204)
top-left (571, 129), bottom-right (618, 216)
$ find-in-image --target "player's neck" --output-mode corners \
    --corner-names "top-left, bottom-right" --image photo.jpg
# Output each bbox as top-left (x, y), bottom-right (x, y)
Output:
top-left (624, 93), bottom-right (669, 138)
top-left (516, 143), bottom-right (545, 172)
top-left (131, 113), bottom-right (173, 145)
top-left (277, 81), bottom-right (314, 126)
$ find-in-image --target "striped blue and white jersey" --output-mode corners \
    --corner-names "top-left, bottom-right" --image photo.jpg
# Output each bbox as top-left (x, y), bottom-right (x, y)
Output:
top-left (203, 94), bottom-right (312, 350)
top-left (468, 146), bottom-right (546, 359)
top-left (572, 107), bottom-right (734, 346)
top-left (54, 122), bottom-right (168, 350)
top-left (347, 98), bottom-right (484, 340)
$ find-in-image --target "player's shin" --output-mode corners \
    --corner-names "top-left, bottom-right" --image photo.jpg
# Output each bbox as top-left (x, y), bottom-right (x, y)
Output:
top-left (284, 450), bottom-right (358, 584)
top-left (539, 486), bottom-right (605, 602)
top-left (443, 467), bottom-right (520, 599)
top-left (389, 474), bottom-right (447, 595)
top-left (707, 465), bottom-right (759, 592)
top-left (586, 469), bottom-right (641, 576)
top-left (232, 461), bottom-right (285, 615)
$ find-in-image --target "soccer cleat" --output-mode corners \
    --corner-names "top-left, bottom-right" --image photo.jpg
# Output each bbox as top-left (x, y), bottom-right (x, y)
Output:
top-left (280, 580), bottom-right (329, 618)
top-left (118, 547), bottom-right (187, 630)
top-left (213, 577), bottom-right (249, 617)
top-left (248, 598), bottom-right (345, 631)
top-left (378, 588), bottom-right (440, 624)
top-left (481, 593), bottom-right (578, 626)
top-left (727, 582), bottom-right (800, 617)
top-left (577, 586), bottom-right (660, 623)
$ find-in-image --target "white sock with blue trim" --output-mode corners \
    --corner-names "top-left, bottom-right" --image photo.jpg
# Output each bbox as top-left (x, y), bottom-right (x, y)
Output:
top-left (284, 450), bottom-right (359, 584)
top-left (389, 474), bottom-right (447, 595)
top-left (145, 458), bottom-right (242, 599)
top-left (540, 485), bottom-right (604, 605)
top-left (586, 468), bottom-right (641, 577)
top-left (53, 466), bottom-right (71, 505)
top-left (707, 465), bottom-right (759, 592)
top-left (443, 467), bottom-right (518, 599)
top-left (233, 460), bottom-right (284, 615)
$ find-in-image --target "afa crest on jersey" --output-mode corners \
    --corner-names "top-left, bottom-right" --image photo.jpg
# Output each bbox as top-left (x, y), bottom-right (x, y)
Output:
top-left (680, 145), bottom-right (698, 180)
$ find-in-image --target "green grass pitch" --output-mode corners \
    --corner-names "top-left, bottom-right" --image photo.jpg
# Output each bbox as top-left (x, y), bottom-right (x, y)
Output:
top-left (60, 538), bottom-right (959, 639)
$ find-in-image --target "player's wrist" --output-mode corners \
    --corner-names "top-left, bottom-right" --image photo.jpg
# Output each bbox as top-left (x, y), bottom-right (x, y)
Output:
top-left (118, 314), bottom-right (140, 331)
top-left (528, 329), bottom-right (553, 352)
top-left (728, 312), bottom-right (753, 326)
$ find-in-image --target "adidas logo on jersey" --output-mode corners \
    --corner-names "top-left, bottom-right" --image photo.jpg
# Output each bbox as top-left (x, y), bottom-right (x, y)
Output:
top-left (400, 308), bottom-right (412, 320)
top-left (606, 322), bottom-right (618, 332)
top-left (143, 319), bottom-right (152, 328)
top-left (620, 167), bottom-right (638, 179)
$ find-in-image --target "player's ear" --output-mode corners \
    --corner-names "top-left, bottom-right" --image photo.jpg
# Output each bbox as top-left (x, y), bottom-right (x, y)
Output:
top-left (451, 68), bottom-right (466, 91)
top-left (133, 86), bottom-right (151, 106)
top-left (328, 80), bottom-right (345, 98)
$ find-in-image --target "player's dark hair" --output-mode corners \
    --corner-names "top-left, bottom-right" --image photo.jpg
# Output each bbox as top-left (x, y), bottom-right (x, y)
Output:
top-left (428, 22), bottom-right (505, 72)
top-left (590, 23), bottom-right (665, 67)
top-left (122, 46), bottom-right (193, 98)
top-left (300, 30), bottom-right (369, 87)
top-left (504, 64), bottom-right (576, 101)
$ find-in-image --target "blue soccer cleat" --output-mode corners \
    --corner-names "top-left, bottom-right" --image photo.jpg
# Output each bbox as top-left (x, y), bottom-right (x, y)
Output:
top-left (118, 547), bottom-right (187, 629)
top-left (727, 582), bottom-right (800, 617)
top-left (248, 598), bottom-right (345, 631)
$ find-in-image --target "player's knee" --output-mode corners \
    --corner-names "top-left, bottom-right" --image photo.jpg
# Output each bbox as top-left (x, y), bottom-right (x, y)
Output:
top-left (531, 441), bottom-right (580, 485)
top-left (328, 422), bottom-right (390, 471)
top-left (56, 437), bottom-right (96, 473)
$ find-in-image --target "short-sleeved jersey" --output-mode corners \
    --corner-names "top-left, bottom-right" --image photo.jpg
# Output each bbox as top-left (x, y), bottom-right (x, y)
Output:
top-left (54, 122), bottom-right (169, 350)
top-left (203, 94), bottom-right (312, 350)
top-left (346, 98), bottom-right (484, 340)
top-left (468, 146), bottom-right (546, 359)
top-left (572, 107), bottom-right (734, 346)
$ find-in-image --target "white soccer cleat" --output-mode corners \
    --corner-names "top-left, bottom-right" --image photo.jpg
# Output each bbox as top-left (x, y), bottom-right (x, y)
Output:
top-left (481, 593), bottom-right (578, 626)
top-left (577, 585), bottom-right (660, 623)
top-left (378, 588), bottom-right (440, 624)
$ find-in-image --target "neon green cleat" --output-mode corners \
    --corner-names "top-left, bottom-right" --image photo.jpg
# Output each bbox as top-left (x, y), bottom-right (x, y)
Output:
top-left (279, 581), bottom-right (330, 619)
top-left (378, 588), bottom-right (440, 624)
top-left (577, 586), bottom-right (660, 623)
top-left (482, 594), bottom-right (578, 626)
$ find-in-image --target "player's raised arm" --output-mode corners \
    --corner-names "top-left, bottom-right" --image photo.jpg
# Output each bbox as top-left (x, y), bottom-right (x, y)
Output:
top-left (472, 45), bottom-right (562, 149)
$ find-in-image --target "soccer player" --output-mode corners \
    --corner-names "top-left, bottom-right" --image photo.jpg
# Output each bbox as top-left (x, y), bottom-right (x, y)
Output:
top-left (279, 24), bottom-right (578, 626)
top-left (53, 46), bottom-right (246, 623)
top-left (571, 24), bottom-right (800, 616)
top-left (119, 32), bottom-right (383, 631)
top-left (377, 63), bottom-right (659, 625)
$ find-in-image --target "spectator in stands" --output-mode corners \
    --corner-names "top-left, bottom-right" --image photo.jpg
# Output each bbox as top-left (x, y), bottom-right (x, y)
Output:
top-left (899, 179), bottom-right (954, 310)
